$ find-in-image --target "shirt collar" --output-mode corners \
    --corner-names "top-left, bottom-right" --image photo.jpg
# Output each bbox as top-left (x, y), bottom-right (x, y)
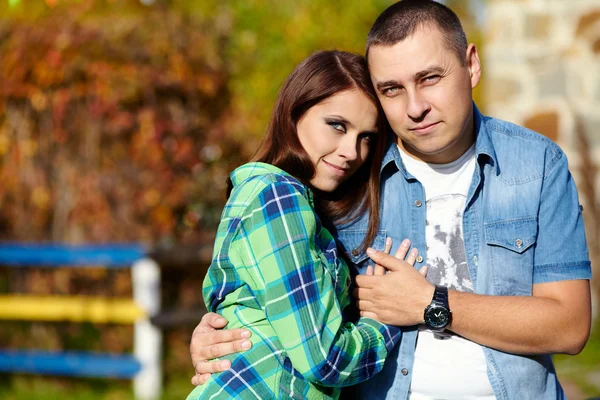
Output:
top-left (472, 103), bottom-right (499, 175)
top-left (380, 103), bottom-right (499, 177)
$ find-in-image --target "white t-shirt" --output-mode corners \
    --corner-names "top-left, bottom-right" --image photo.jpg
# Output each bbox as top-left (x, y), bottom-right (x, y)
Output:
top-left (399, 145), bottom-right (496, 400)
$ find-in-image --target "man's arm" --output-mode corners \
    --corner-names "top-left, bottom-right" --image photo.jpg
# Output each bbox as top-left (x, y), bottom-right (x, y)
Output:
top-left (356, 149), bottom-right (592, 355)
top-left (355, 254), bottom-right (591, 355)
top-left (449, 279), bottom-right (590, 355)
top-left (189, 313), bottom-right (251, 385)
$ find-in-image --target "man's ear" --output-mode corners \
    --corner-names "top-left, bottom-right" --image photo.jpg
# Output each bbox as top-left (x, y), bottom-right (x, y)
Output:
top-left (466, 43), bottom-right (481, 89)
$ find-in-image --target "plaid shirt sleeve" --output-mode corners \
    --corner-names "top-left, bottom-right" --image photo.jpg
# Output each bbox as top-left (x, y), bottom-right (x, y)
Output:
top-left (234, 178), bottom-right (401, 387)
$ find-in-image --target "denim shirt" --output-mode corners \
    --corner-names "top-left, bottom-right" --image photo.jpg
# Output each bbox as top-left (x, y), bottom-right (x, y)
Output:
top-left (335, 105), bottom-right (591, 400)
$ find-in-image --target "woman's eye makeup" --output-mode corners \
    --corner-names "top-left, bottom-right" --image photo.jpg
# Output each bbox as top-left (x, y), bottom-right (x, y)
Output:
top-left (361, 133), bottom-right (377, 144)
top-left (326, 120), bottom-right (347, 132)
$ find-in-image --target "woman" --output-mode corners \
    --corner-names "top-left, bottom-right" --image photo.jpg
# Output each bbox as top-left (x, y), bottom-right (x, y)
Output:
top-left (187, 50), bottom-right (416, 400)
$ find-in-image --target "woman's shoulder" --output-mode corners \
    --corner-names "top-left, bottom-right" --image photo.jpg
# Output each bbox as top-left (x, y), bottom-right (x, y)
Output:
top-left (229, 162), bottom-right (312, 204)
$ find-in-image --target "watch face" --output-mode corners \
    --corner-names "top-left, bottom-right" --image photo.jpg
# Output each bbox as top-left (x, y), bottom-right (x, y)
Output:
top-left (424, 304), bottom-right (450, 330)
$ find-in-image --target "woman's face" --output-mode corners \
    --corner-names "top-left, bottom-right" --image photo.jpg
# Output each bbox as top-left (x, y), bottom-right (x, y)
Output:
top-left (296, 89), bottom-right (379, 192)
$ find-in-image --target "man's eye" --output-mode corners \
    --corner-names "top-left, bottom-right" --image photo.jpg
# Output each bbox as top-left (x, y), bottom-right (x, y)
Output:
top-left (383, 87), bottom-right (400, 96)
top-left (423, 75), bottom-right (441, 84)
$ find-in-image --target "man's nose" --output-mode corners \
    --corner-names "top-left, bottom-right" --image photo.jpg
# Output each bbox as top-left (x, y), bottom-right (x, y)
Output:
top-left (406, 90), bottom-right (430, 121)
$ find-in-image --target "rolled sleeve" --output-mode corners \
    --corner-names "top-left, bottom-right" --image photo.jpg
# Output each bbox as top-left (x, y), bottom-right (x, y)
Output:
top-left (533, 152), bottom-right (591, 284)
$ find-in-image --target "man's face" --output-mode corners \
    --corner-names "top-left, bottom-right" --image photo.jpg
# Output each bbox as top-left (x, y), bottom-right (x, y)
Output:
top-left (368, 24), bottom-right (481, 164)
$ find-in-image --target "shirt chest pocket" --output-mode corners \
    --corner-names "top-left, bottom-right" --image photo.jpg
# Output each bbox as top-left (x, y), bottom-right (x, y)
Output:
top-left (335, 229), bottom-right (387, 273)
top-left (484, 217), bottom-right (538, 295)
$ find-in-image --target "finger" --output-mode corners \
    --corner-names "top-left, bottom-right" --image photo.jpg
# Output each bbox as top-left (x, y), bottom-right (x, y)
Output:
top-left (355, 274), bottom-right (378, 289)
top-left (191, 373), bottom-right (213, 386)
top-left (384, 237), bottom-right (392, 253)
top-left (192, 336), bottom-right (252, 365)
top-left (419, 266), bottom-right (428, 276)
top-left (366, 248), bottom-right (404, 272)
top-left (373, 263), bottom-right (386, 275)
top-left (393, 239), bottom-right (411, 259)
top-left (353, 287), bottom-right (370, 299)
top-left (375, 238), bottom-right (393, 275)
top-left (405, 248), bottom-right (419, 266)
top-left (199, 312), bottom-right (229, 330)
top-left (192, 327), bottom-right (251, 348)
top-left (194, 358), bottom-right (232, 375)
top-left (366, 265), bottom-right (374, 276)
top-left (361, 311), bottom-right (378, 320)
top-left (356, 299), bottom-right (375, 312)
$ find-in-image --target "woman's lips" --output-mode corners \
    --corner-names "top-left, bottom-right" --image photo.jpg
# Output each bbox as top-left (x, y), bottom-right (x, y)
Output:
top-left (323, 160), bottom-right (349, 177)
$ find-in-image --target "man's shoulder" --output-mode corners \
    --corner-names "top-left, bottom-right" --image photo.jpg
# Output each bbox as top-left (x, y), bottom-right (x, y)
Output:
top-left (481, 114), bottom-right (565, 179)
top-left (482, 114), bottom-right (560, 150)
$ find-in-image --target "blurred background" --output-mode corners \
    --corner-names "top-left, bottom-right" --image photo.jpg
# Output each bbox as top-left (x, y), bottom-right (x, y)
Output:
top-left (0, 0), bottom-right (598, 399)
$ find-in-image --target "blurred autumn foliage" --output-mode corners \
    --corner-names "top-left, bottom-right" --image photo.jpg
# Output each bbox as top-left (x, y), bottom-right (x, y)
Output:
top-left (0, 4), bottom-right (243, 246)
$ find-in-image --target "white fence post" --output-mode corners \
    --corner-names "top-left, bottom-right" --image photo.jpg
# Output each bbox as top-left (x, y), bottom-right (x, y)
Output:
top-left (132, 257), bottom-right (162, 400)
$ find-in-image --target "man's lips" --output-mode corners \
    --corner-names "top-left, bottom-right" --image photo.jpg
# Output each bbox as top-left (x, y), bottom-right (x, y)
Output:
top-left (409, 121), bottom-right (440, 134)
top-left (323, 160), bottom-right (350, 177)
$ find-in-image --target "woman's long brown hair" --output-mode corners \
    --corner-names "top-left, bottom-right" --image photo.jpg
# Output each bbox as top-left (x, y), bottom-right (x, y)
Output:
top-left (244, 50), bottom-right (387, 252)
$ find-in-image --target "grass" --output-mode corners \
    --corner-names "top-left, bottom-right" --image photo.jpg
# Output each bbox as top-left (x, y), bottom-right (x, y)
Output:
top-left (554, 319), bottom-right (600, 398)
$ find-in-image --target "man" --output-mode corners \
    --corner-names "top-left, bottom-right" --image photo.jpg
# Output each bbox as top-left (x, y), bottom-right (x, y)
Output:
top-left (189, 1), bottom-right (592, 399)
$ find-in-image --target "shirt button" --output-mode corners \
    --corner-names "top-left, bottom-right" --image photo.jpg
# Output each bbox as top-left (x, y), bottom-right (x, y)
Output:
top-left (401, 368), bottom-right (409, 376)
top-left (351, 249), bottom-right (359, 256)
top-left (414, 200), bottom-right (422, 207)
top-left (416, 255), bottom-right (423, 263)
top-left (515, 239), bottom-right (523, 248)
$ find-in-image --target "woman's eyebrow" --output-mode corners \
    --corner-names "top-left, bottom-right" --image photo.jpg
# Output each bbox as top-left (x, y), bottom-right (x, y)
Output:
top-left (326, 115), bottom-right (352, 126)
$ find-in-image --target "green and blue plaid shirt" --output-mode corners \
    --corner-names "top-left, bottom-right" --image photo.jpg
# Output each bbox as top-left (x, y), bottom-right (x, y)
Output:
top-left (187, 162), bottom-right (400, 400)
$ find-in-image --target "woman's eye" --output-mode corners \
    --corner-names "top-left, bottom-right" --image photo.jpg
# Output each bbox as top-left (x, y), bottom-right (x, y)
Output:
top-left (327, 122), bottom-right (346, 132)
top-left (361, 134), bottom-right (376, 144)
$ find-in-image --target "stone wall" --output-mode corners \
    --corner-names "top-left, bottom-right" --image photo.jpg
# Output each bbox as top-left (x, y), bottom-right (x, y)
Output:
top-left (484, 0), bottom-right (600, 302)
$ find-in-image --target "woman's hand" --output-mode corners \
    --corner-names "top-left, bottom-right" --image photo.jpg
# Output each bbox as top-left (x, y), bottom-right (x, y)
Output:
top-left (365, 238), bottom-right (427, 277)
top-left (361, 238), bottom-right (428, 321)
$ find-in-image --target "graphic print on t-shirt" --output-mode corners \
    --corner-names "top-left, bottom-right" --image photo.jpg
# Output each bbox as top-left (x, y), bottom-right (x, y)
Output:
top-left (425, 194), bottom-right (473, 293)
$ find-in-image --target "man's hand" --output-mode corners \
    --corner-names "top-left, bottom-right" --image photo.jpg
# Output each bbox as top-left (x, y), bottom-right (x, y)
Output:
top-left (356, 245), bottom-right (591, 355)
top-left (190, 312), bottom-right (252, 386)
top-left (355, 244), bottom-right (433, 326)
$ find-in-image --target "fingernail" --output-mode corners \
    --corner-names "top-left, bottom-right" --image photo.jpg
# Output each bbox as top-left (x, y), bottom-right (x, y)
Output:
top-left (411, 249), bottom-right (418, 255)
top-left (402, 239), bottom-right (410, 247)
top-left (216, 317), bottom-right (227, 324)
top-left (385, 237), bottom-right (392, 245)
top-left (220, 360), bottom-right (231, 370)
top-left (241, 340), bottom-right (251, 350)
top-left (241, 330), bottom-right (251, 338)
top-left (366, 248), bottom-right (375, 256)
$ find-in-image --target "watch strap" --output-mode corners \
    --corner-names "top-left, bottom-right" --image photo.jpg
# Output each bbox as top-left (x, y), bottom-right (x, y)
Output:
top-left (433, 285), bottom-right (449, 308)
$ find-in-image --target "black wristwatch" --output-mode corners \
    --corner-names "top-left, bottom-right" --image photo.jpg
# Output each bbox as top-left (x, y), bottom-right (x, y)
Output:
top-left (424, 285), bottom-right (451, 331)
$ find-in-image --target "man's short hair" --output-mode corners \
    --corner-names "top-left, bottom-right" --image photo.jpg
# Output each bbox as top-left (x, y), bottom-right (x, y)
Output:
top-left (366, 0), bottom-right (468, 66)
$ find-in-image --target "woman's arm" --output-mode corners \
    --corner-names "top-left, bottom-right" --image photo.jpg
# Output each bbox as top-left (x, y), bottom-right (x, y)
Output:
top-left (235, 179), bottom-right (400, 387)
